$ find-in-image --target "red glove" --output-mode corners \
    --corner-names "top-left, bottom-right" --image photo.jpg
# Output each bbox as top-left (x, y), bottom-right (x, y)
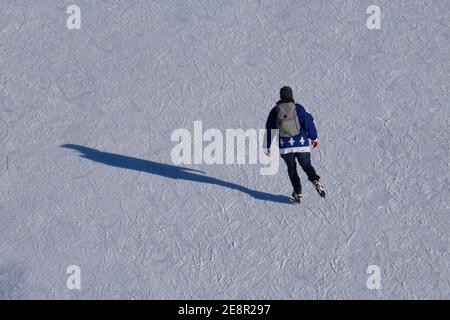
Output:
top-left (312, 140), bottom-right (319, 148)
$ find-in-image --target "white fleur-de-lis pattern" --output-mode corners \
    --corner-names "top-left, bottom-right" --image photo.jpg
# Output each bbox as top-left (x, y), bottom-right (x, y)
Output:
top-left (279, 135), bottom-right (311, 154)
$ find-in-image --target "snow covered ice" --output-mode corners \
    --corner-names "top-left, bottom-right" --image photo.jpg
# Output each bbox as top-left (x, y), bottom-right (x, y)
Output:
top-left (0, 0), bottom-right (449, 299)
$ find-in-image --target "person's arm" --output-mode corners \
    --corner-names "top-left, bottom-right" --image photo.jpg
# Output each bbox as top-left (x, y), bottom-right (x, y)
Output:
top-left (297, 105), bottom-right (318, 142)
top-left (265, 107), bottom-right (277, 149)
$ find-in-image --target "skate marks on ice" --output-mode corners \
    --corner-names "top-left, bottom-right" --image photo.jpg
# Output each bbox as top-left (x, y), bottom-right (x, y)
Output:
top-left (61, 144), bottom-right (293, 205)
top-left (0, 262), bottom-right (25, 300)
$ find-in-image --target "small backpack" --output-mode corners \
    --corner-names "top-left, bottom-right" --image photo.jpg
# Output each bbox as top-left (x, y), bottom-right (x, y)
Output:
top-left (276, 102), bottom-right (301, 137)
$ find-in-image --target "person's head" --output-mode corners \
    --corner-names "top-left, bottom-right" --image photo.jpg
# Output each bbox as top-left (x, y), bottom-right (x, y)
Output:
top-left (280, 86), bottom-right (294, 101)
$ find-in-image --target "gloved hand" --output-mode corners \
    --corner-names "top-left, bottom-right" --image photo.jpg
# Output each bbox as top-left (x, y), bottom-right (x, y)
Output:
top-left (312, 140), bottom-right (319, 148)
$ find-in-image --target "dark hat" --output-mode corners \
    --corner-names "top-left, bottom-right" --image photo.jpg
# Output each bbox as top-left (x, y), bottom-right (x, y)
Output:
top-left (280, 86), bottom-right (294, 101)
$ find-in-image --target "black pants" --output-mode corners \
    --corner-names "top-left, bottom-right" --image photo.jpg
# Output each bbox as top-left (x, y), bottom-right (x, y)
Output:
top-left (281, 152), bottom-right (320, 194)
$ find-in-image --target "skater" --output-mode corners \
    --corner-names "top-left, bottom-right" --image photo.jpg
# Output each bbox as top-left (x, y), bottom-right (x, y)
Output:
top-left (265, 86), bottom-right (325, 203)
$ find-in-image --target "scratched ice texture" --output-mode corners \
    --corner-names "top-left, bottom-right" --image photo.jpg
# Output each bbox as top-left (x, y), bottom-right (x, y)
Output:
top-left (0, 0), bottom-right (448, 299)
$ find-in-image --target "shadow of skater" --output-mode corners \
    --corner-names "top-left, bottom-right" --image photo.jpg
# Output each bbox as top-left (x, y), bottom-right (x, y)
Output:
top-left (61, 144), bottom-right (293, 205)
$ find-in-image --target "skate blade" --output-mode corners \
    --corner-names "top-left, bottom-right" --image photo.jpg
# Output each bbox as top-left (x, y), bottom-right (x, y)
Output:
top-left (291, 193), bottom-right (302, 204)
top-left (315, 186), bottom-right (326, 198)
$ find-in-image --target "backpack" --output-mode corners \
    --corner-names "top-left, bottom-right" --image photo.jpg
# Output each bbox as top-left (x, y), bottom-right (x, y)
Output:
top-left (276, 102), bottom-right (301, 137)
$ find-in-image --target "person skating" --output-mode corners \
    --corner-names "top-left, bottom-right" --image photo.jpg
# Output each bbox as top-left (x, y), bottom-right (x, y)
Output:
top-left (265, 86), bottom-right (325, 203)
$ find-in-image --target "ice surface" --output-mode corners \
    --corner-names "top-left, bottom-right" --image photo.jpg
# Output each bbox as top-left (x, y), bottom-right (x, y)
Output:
top-left (0, 0), bottom-right (448, 299)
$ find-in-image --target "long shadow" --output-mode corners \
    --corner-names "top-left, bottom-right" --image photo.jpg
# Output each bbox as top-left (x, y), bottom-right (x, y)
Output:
top-left (61, 144), bottom-right (293, 205)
